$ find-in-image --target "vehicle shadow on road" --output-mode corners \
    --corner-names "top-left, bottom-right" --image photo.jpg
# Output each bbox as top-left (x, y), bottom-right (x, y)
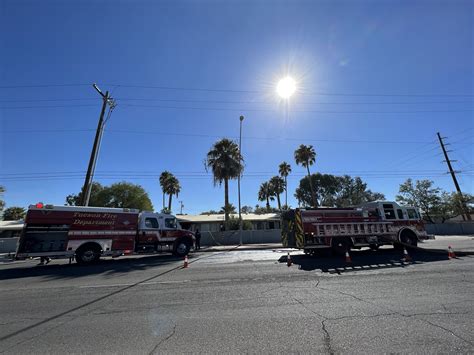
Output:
top-left (0, 254), bottom-right (188, 281)
top-left (278, 248), bottom-right (460, 274)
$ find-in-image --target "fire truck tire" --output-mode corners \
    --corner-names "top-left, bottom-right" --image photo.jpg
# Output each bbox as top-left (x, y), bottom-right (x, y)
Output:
top-left (75, 243), bottom-right (101, 264)
top-left (331, 238), bottom-right (351, 256)
top-left (396, 229), bottom-right (418, 249)
top-left (173, 239), bottom-right (191, 257)
top-left (369, 244), bottom-right (379, 251)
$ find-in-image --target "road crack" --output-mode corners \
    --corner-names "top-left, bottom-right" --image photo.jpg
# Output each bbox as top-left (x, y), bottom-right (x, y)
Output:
top-left (148, 324), bottom-right (177, 354)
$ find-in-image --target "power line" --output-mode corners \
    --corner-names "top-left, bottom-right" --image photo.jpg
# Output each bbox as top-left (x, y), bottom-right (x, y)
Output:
top-left (1, 127), bottom-right (444, 144)
top-left (1, 102), bottom-right (471, 113)
top-left (1, 97), bottom-right (472, 105)
top-left (0, 84), bottom-right (90, 88)
top-left (121, 103), bottom-right (472, 114)
top-left (0, 104), bottom-right (97, 109)
top-left (1, 82), bottom-right (473, 97)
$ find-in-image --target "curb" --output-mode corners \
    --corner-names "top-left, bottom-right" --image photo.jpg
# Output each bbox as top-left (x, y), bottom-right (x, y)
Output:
top-left (196, 244), bottom-right (281, 253)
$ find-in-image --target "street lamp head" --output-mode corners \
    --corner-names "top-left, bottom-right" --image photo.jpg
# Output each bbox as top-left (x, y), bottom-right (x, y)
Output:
top-left (240, 115), bottom-right (244, 121)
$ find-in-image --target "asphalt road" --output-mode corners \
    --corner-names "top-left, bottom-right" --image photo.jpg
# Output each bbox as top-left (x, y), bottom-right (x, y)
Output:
top-left (0, 247), bottom-right (473, 354)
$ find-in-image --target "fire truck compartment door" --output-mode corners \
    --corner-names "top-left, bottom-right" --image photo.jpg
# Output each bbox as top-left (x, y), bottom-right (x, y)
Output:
top-left (18, 225), bottom-right (69, 253)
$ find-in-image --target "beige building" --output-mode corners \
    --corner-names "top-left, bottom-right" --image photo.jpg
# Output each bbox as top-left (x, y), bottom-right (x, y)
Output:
top-left (177, 213), bottom-right (281, 232)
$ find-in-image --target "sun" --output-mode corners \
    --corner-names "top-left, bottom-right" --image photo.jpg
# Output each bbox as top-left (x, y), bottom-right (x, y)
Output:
top-left (276, 76), bottom-right (296, 99)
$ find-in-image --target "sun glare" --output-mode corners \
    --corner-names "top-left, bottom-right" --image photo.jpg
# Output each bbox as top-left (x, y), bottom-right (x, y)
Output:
top-left (276, 76), bottom-right (296, 99)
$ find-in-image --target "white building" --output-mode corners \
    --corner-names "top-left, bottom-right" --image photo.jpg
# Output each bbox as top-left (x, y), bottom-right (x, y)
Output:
top-left (177, 213), bottom-right (281, 232)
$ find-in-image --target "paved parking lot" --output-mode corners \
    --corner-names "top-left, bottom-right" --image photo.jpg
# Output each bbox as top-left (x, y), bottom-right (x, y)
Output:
top-left (0, 243), bottom-right (473, 354)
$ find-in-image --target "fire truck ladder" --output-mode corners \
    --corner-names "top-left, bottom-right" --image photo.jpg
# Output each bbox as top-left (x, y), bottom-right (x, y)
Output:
top-left (315, 221), bottom-right (394, 237)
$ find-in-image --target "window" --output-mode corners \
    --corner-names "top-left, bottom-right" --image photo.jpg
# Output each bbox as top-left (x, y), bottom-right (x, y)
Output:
top-left (145, 218), bottom-right (159, 229)
top-left (397, 209), bottom-right (404, 219)
top-left (268, 221), bottom-right (275, 229)
top-left (384, 208), bottom-right (396, 219)
top-left (165, 218), bottom-right (177, 229)
top-left (407, 209), bottom-right (418, 219)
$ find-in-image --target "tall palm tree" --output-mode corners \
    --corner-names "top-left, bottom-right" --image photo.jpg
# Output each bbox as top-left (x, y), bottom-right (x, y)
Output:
top-left (294, 144), bottom-right (317, 207)
top-left (269, 176), bottom-right (285, 210)
top-left (0, 185), bottom-right (5, 211)
top-left (278, 162), bottom-right (291, 208)
top-left (205, 138), bottom-right (243, 222)
top-left (258, 181), bottom-right (274, 210)
top-left (165, 176), bottom-right (181, 212)
top-left (159, 171), bottom-right (172, 209)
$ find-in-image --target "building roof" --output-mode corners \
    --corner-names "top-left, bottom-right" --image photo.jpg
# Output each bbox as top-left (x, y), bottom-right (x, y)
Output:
top-left (0, 220), bottom-right (24, 230)
top-left (177, 213), bottom-right (280, 223)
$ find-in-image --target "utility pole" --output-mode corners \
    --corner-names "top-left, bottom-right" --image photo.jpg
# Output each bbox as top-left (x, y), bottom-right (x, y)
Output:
top-left (80, 84), bottom-right (115, 206)
top-left (437, 132), bottom-right (471, 221)
top-left (179, 201), bottom-right (184, 214)
top-left (238, 115), bottom-right (244, 245)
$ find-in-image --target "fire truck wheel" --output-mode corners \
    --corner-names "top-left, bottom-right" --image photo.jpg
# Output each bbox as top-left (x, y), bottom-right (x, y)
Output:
top-left (369, 244), bottom-right (379, 251)
top-left (75, 244), bottom-right (101, 264)
top-left (173, 240), bottom-right (191, 257)
top-left (397, 229), bottom-right (418, 249)
top-left (331, 238), bottom-right (351, 256)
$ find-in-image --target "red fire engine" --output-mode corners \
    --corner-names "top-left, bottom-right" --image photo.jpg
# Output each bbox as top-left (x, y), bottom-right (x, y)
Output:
top-left (281, 201), bottom-right (428, 255)
top-left (16, 203), bottom-right (195, 264)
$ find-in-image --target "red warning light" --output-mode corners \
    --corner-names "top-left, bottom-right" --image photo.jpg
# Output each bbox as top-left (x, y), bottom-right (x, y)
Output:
top-left (35, 202), bottom-right (44, 209)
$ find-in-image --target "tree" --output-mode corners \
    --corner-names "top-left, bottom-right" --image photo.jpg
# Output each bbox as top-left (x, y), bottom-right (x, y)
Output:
top-left (295, 173), bottom-right (385, 208)
top-left (396, 179), bottom-right (442, 223)
top-left (159, 171), bottom-right (173, 209)
top-left (205, 138), bottom-right (243, 222)
top-left (254, 204), bottom-right (280, 214)
top-left (278, 162), bottom-right (291, 208)
top-left (200, 210), bottom-right (220, 215)
top-left (225, 216), bottom-right (253, 230)
top-left (66, 182), bottom-right (153, 211)
top-left (220, 203), bottom-right (236, 215)
top-left (66, 182), bottom-right (105, 206)
top-left (258, 182), bottom-right (274, 210)
top-left (0, 186), bottom-right (5, 212)
top-left (241, 205), bottom-right (253, 214)
top-left (269, 176), bottom-right (285, 210)
top-left (295, 173), bottom-right (339, 207)
top-left (294, 144), bottom-right (317, 207)
top-left (2, 206), bottom-right (26, 221)
top-left (164, 175), bottom-right (181, 212)
top-left (333, 176), bottom-right (385, 207)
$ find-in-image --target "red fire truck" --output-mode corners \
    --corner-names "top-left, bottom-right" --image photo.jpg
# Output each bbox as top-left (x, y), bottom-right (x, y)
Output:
top-left (16, 203), bottom-right (195, 264)
top-left (281, 201), bottom-right (428, 255)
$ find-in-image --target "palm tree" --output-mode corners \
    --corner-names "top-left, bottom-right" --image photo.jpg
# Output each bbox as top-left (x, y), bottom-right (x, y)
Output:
top-left (294, 144), bottom-right (317, 207)
top-left (165, 176), bottom-right (181, 212)
top-left (205, 138), bottom-right (243, 222)
top-left (0, 185), bottom-right (5, 212)
top-left (269, 176), bottom-right (285, 210)
top-left (278, 162), bottom-right (291, 208)
top-left (258, 181), bottom-right (274, 210)
top-left (159, 171), bottom-right (172, 209)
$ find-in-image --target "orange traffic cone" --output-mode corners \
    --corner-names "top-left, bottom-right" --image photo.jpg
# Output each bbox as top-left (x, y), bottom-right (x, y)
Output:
top-left (448, 245), bottom-right (456, 259)
top-left (287, 252), bottom-right (292, 267)
top-left (345, 251), bottom-right (352, 263)
top-left (183, 255), bottom-right (189, 268)
top-left (402, 248), bottom-right (412, 262)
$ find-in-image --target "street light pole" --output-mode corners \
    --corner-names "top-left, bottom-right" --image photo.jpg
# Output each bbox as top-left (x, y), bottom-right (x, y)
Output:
top-left (238, 115), bottom-right (244, 245)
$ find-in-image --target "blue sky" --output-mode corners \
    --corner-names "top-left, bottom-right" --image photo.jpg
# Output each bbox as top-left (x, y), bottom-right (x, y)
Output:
top-left (1, 0), bottom-right (473, 214)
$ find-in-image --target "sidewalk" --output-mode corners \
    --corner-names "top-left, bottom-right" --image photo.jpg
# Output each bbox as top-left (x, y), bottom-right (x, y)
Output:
top-left (419, 235), bottom-right (474, 254)
top-left (197, 235), bottom-right (474, 254)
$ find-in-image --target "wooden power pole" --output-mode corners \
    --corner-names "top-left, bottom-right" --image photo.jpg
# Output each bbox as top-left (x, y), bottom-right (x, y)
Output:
top-left (437, 132), bottom-right (471, 221)
top-left (80, 84), bottom-right (114, 206)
